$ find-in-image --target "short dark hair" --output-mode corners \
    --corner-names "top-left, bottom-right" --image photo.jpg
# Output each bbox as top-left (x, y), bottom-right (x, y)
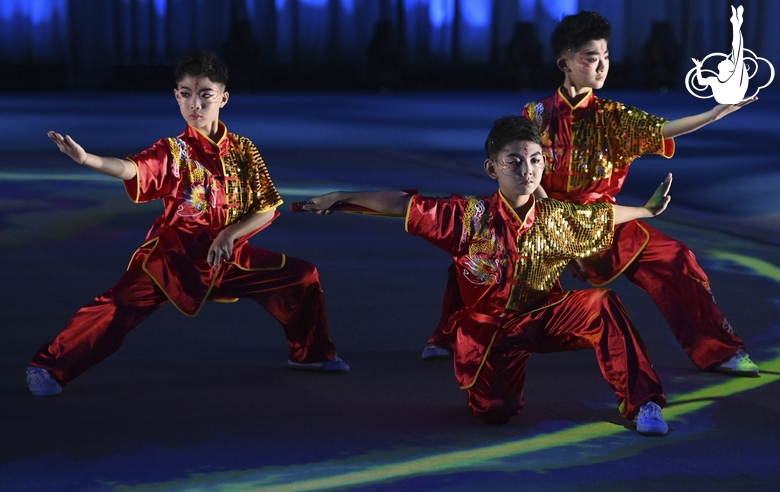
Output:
top-left (485, 116), bottom-right (541, 160)
top-left (551, 11), bottom-right (611, 58)
top-left (174, 51), bottom-right (228, 87)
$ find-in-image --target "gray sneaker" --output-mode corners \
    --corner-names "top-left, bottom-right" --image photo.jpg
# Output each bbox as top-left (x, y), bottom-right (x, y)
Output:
top-left (26, 367), bottom-right (62, 396)
top-left (635, 401), bottom-right (668, 436)
top-left (714, 349), bottom-right (759, 377)
top-left (287, 355), bottom-right (350, 373)
top-left (421, 344), bottom-right (452, 360)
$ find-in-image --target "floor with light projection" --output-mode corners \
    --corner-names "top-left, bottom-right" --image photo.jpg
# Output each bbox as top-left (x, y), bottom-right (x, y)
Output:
top-left (1, 89), bottom-right (780, 491)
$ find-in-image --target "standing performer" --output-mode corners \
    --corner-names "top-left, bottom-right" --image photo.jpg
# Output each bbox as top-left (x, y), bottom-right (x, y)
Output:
top-left (423, 11), bottom-right (758, 378)
top-left (27, 51), bottom-right (348, 397)
top-left (299, 115), bottom-right (672, 435)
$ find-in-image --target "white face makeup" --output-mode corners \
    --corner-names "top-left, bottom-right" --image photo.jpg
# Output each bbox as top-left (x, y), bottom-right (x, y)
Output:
top-left (174, 75), bottom-right (229, 137)
top-left (562, 38), bottom-right (610, 91)
top-left (487, 140), bottom-right (545, 204)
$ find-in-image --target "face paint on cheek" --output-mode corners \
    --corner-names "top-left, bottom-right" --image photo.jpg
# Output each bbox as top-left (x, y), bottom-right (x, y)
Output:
top-left (498, 160), bottom-right (515, 176)
top-left (576, 51), bottom-right (592, 74)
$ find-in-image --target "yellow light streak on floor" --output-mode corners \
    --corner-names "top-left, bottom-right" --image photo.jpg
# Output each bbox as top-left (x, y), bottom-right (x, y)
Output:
top-left (113, 242), bottom-right (780, 491)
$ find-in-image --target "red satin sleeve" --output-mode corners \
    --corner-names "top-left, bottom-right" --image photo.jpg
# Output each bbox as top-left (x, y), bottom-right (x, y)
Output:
top-left (405, 194), bottom-right (467, 256)
top-left (124, 139), bottom-right (174, 203)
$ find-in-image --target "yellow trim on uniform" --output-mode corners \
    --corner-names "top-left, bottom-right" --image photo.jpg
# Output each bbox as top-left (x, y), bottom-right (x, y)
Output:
top-left (254, 202), bottom-right (283, 214)
top-left (521, 290), bottom-right (572, 316)
top-left (659, 121), bottom-right (676, 159)
top-left (127, 239), bottom-right (286, 313)
top-left (459, 291), bottom-right (572, 390)
top-left (459, 329), bottom-right (500, 390)
top-left (558, 86), bottom-right (592, 111)
top-left (558, 87), bottom-right (594, 194)
top-left (191, 122), bottom-right (224, 149)
top-left (588, 220), bottom-right (651, 287)
top-left (498, 190), bottom-right (535, 224)
top-left (403, 194), bottom-right (416, 233)
top-left (124, 158), bottom-right (142, 203)
top-left (209, 254), bottom-right (288, 304)
top-left (224, 254), bottom-right (287, 272)
top-left (125, 236), bottom-right (159, 270)
top-left (134, 237), bottom-right (223, 317)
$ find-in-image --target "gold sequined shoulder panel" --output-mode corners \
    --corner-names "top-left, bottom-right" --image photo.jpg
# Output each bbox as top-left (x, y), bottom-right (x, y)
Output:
top-left (568, 99), bottom-right (668, 188)
top-left (568, 98), bottom-right (667, 190)
top-left (533, 199), bottom-right (614, 258)
top-left (223, 134), bottom-right (283, 224)
top-left (598, 99), bottom-right (667, 158)
top-left (507, 199), bottom-right (614, 310)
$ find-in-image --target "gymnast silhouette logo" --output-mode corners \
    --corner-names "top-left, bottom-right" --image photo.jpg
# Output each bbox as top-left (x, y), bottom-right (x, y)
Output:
top-left (684, 5), bottom-right (774, 104)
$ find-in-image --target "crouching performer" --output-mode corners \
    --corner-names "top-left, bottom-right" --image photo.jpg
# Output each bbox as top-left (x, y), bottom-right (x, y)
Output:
top-left (298, 116), bottom-right (673, 435)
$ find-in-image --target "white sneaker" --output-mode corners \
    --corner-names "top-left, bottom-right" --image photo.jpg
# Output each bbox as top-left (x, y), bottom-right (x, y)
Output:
top-left (26, 367), bottom-right (62, 396)
top-left (287, 355), bottom-right (349, 373)
top-left (714, 349), bottom-right (759, 377)
top-left (635, 401), bottom-right (668, 436)
top-left (421, 344), bottom-right (452, 360)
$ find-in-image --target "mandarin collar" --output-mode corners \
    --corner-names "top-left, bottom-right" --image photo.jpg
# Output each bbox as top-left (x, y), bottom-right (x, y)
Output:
top-left (186, 121), bottom-right (230, 157)
top-left (555, 86), bottom-right (595, 113)
top-left (496, 191), bottom-right (536, 235)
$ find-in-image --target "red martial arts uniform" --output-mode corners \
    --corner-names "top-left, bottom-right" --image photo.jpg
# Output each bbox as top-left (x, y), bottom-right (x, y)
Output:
top-left (429, 88), bottom-right (745, 370)
top-left (31, 123), bottom-right (336, 385)
top-left (407, 192), bottom-right (665, 423)
top-left (521, 88), bottom-right (745, 369)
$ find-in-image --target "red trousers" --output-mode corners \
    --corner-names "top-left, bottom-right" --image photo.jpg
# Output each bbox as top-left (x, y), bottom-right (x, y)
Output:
top-left (430, 223), bottom-right (745, 370)
top-left (463, 289), bottom-right (665, 424)
top-left (31, 254), bottom-right (336, 386)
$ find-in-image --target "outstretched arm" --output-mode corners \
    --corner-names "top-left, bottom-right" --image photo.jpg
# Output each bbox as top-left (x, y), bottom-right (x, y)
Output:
top-left (613, 173), bottom-right (672, 224)
top-left (207, 209), bottom-right (276, 268)
top-left (662, 97), bottom-right (756, 139)
top-left (48, 131), bottom-right (137, 180)
top-left (300, 190), bottom-right (413, 217)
